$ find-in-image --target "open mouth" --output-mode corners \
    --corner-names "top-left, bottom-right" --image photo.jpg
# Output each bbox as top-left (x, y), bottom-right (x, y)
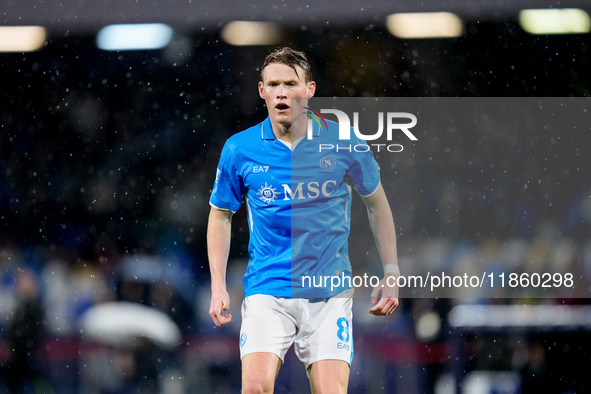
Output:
top-left (276, 103), bottom-right (289, 111)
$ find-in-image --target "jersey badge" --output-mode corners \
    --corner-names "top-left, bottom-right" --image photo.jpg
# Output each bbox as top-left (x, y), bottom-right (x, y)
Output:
top-left (320, 155), bottom-right (337, 171)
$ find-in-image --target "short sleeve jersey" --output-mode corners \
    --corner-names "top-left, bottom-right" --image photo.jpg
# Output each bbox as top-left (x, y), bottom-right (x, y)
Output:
top-left (210, 117), bottom-right (380, 298)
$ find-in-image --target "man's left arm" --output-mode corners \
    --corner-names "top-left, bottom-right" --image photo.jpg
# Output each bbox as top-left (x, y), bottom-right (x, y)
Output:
top-left (361, 182), bottom-right (400, 316)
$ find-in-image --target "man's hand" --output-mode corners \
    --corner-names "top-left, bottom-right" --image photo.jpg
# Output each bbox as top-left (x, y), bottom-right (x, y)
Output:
top-left (369, 274), bottom-right (399, 316)
top-left (209, 290), bottom-right (232, 327)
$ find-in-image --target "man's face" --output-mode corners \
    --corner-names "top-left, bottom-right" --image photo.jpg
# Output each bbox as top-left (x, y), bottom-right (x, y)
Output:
top-left (259, 63), bottom-right (316, 127)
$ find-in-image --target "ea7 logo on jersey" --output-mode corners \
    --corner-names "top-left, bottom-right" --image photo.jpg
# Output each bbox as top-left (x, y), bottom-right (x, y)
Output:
top-left (253, 165), bottom-right (269, 173)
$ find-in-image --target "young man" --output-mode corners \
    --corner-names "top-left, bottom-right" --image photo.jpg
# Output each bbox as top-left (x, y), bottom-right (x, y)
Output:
top-left (208, 47), bottom-right (399, 394)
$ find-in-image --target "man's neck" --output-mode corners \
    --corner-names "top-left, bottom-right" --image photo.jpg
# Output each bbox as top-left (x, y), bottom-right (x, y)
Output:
top-left (271, 119), bottom-right (307, 144)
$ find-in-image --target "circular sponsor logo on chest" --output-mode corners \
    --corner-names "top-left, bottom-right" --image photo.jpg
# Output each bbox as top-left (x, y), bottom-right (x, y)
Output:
top-left (319, 155), bottom-right (336, 171)
top-left (257, 182), bottom-right (279, 204)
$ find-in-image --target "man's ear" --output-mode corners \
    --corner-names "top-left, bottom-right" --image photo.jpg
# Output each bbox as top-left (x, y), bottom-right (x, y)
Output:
top-left (258, 81), bottom-right (265, 99)
top-left (307, 81), bottom-right (316, 98)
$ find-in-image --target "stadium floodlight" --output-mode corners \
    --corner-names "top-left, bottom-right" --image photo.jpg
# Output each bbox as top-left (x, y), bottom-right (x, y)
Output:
top-left (221, 21), bottom-right (282, 46)
top-left (96, 23), bottom-right (174, 51)
top-left (386, 12), bottom-right (463, 39)
top-left (0, 26), bottom-right (46, 52)
top-left (519, 9), bottom-right (591, 35)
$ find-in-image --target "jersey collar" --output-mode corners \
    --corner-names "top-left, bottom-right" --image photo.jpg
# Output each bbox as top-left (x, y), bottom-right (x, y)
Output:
top-left (261, 117), bottom-right (275, 140)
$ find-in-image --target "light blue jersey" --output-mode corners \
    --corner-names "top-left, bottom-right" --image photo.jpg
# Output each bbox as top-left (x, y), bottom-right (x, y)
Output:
top-left (210, 117), bottom-right (380, 298)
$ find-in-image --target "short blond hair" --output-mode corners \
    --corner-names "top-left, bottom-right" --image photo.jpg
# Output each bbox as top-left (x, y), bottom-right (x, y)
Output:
top-left (261, 47), bottom-right (312, 82)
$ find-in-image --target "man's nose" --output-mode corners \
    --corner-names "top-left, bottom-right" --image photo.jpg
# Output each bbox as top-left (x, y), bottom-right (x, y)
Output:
top-left (276, 84), bottom-right (288, 97)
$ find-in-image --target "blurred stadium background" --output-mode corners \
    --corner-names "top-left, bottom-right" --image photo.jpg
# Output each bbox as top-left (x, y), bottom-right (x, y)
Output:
top-left (1, 1), bottom-right (591, 393)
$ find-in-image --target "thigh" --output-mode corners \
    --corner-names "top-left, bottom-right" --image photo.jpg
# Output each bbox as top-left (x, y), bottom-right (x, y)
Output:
top-left (308, 359), bottom-right (350, 394)
top-left (241, 352), bottom-right (282, 393)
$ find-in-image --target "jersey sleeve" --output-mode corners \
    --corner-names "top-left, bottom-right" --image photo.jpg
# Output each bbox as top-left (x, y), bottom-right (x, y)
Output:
top-left (346, 137), bottom-right (381, 197)
top-left (209, 140), bottom-right (244, 212)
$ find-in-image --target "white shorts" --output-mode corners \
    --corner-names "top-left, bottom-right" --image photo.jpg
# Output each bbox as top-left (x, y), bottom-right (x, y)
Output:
top-left (239, 290), bottom-right (354, 370)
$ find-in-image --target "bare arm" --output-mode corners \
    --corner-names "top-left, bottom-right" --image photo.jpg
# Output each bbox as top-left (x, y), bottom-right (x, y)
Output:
top-left (207, 206), bottom-right (234, 326)
top-left (361, 182), bottom-right (400, 316)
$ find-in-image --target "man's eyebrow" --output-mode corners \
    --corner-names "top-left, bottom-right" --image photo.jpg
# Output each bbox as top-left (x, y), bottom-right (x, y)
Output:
top-left (264, 77), bottom-right (300, 84)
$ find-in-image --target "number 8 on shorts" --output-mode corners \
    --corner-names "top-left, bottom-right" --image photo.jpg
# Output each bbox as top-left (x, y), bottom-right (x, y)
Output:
top-left (337, 317), bottom-right (350, 343)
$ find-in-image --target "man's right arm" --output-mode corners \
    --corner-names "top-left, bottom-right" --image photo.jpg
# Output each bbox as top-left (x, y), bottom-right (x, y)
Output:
top-left (207, 206), bottom-right (234, 327)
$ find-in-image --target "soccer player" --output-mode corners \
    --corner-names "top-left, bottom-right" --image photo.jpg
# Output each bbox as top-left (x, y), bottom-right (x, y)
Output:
top-left (208, 47), bottom-right (399, 394)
